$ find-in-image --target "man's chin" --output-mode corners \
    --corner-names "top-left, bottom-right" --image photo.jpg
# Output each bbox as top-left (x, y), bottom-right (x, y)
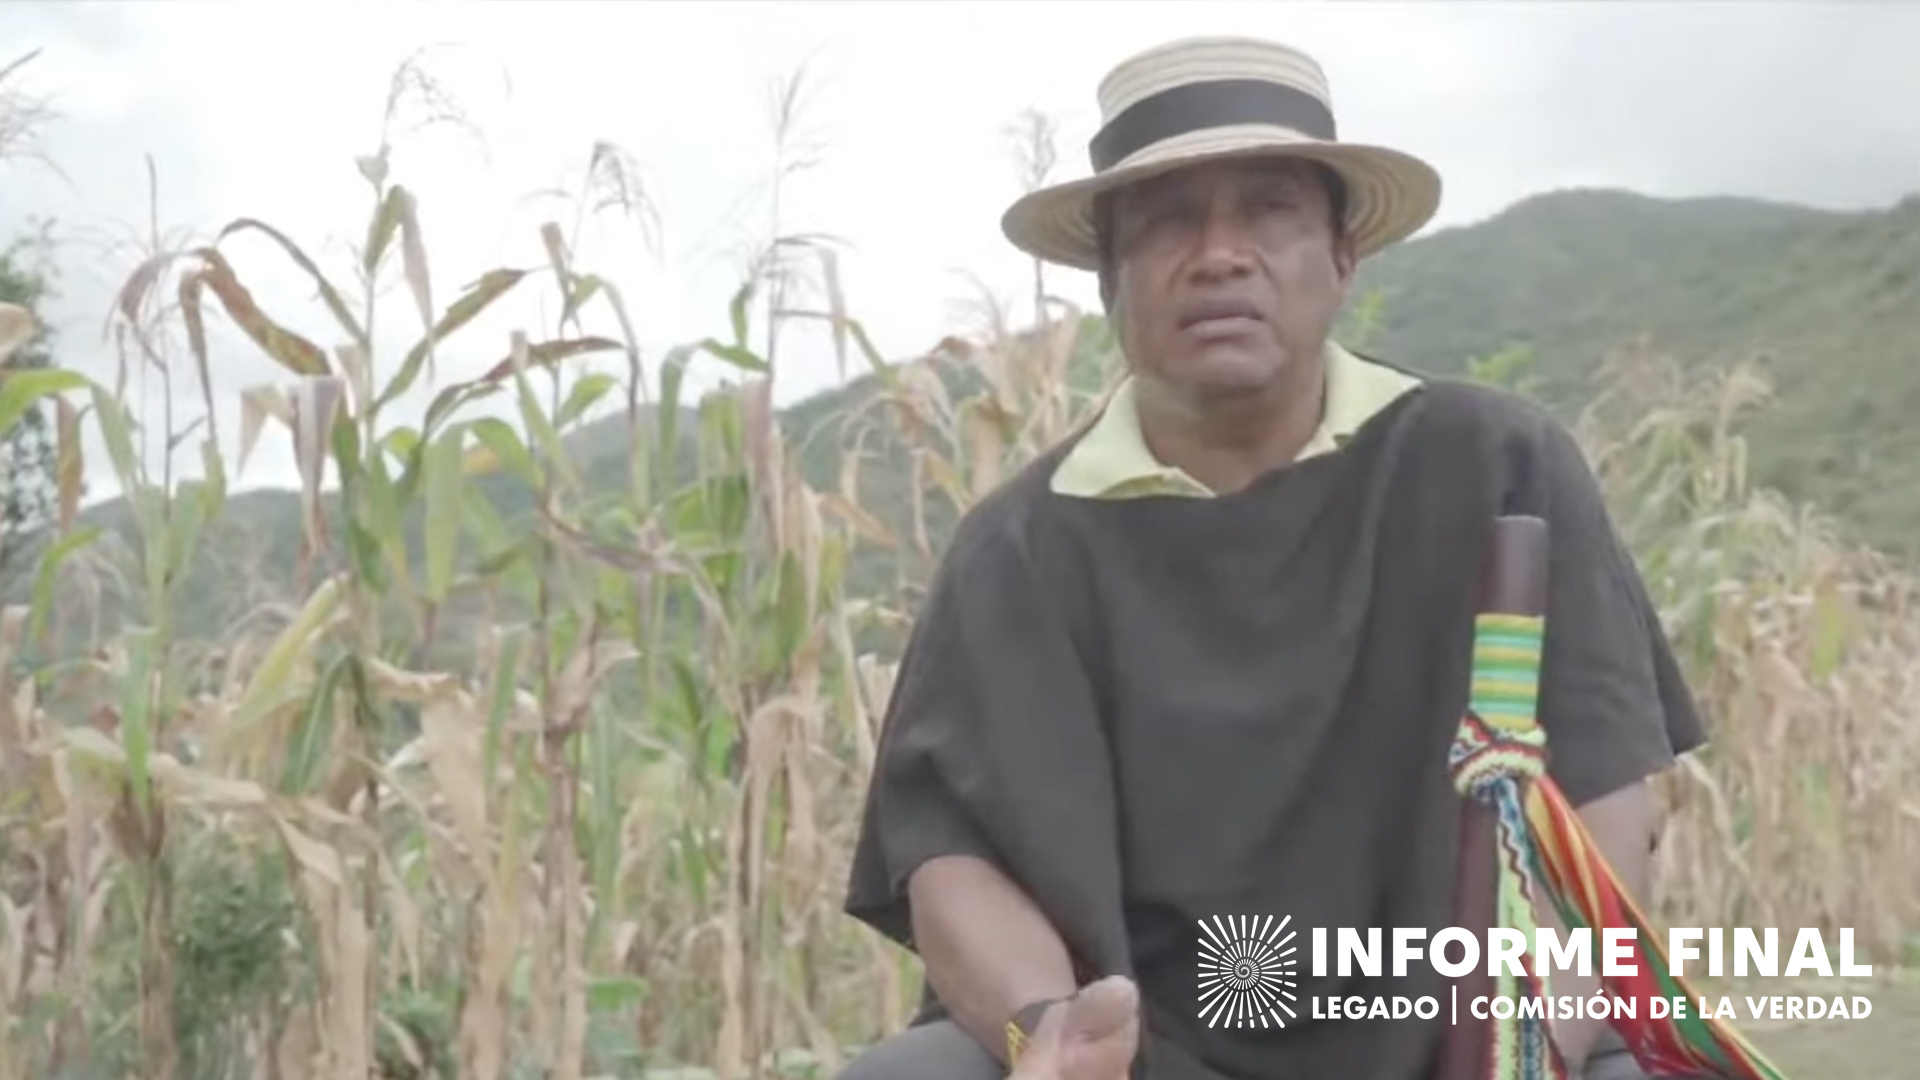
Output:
top-left (1158, 353), bottom-right (1292, 400)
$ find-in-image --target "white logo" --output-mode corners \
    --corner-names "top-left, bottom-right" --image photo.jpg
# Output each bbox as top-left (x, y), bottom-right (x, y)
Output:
top-left (1197, 915), bottom-right (1299, 1029)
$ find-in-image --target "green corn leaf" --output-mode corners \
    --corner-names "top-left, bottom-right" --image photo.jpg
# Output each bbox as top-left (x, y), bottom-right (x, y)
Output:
top-left (28, 525), bottom-right (102, 643)
top-left (0, 367), bottom-right (89, 436)
top-left (422, 426), bottom-right (466, 604)
top-left (557, 371), bottom-right (619, 429)
top-left (378, 268), bottom-right (532, 412)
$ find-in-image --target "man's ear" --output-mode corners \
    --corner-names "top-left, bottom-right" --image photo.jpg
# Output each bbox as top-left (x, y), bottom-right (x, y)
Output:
top-left (1093, 192), bottom-right (1123, 315)
top-left (1332, 231), bottom-right (1358, 287)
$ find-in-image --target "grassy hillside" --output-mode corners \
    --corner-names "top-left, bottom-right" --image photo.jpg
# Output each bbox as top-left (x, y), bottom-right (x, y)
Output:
top-left (1345, 188), bottom-right (1920, 553)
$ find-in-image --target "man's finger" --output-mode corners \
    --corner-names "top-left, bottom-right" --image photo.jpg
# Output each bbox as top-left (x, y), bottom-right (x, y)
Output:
top-left (1051, 976), bottom-right (1140, 1080)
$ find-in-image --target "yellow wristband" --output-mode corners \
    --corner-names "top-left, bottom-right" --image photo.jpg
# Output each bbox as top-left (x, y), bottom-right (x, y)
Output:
top-left (1006, 1018), bottom-right (1031, 1065)
top-left (1006, 997), bottom-right (1066, 1065)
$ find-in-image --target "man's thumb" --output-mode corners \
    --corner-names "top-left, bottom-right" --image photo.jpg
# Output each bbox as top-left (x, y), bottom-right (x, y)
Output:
top-left (1060, 976), bottom-right (1138, 1045)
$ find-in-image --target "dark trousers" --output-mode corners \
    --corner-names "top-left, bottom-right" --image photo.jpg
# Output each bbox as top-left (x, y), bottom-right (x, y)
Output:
top-left (832, 1018), bottom-right (1696, 1080)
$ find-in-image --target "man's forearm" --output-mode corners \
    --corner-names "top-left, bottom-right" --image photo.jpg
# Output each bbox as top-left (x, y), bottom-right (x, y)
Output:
top-left (908, 854), bottom-right (1081, 1062)
top-left (1539, 780), bottom-right (1661, 1065)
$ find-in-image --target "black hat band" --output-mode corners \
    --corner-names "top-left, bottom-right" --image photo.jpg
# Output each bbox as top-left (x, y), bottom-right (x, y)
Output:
top-left (1087, 78), bottom-right (1338, 173)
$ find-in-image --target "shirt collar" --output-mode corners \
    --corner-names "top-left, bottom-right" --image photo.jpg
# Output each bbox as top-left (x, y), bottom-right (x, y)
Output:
top-left (1049, 340), bottom-right (1420, 499)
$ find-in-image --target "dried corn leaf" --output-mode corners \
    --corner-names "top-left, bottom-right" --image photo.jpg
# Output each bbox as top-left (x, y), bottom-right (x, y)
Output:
top-left (194, 247), bottom-right (329, 376)
top-left (238, 385), bottom-right (292, 475)
top-left (0, 301), bottom-right (35, 366)
top-left (289, 376), bottom-right (345, 551)
top-left (216, 216), bottom-right (369, 348)
top-left (958, 398), bottom-right (1005, 500)
top-left (54, 395), bottom-right (82, 529)
top-left (418, 688), bottom-right (490, 870)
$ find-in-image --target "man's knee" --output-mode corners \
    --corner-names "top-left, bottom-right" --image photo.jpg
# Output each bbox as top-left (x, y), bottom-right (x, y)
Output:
top-left (835, 1018), bottom-right (1003, 1080)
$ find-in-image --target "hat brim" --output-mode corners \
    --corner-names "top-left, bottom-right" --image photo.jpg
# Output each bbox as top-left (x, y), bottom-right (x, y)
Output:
top-left (1000, 125), bottom-right (1442, 271)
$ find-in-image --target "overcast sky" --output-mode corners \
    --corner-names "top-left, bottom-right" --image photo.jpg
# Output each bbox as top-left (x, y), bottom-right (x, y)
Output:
top-left (3, 0), bottom-right (1918, 504)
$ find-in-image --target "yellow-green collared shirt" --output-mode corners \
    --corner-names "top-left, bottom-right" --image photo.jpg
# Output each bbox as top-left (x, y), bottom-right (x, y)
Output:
top-left (1050, 341), bottom-right (1423, 499)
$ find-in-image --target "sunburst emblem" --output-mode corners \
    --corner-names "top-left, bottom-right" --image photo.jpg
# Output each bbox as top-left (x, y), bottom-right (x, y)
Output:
top-left (1197, 915), bottom-right (1299, 1029)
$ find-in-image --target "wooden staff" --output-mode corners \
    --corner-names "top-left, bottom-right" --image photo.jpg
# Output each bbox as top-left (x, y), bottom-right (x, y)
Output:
top-left (1437, 514), bottom-right (1551, 1080)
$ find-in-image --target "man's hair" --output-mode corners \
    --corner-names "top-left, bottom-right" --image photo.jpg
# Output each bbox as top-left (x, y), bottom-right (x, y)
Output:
top-left (1093, 158), bottom-right (1350, 312)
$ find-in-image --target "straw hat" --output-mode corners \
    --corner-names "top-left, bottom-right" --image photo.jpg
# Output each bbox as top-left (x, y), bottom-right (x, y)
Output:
top-left (1000, 36), bottom-right (1443, 271)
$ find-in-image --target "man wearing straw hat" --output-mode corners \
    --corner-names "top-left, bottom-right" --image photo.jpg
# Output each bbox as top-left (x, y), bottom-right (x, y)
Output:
top-left (839, 35), bottom-right (1712, 1080)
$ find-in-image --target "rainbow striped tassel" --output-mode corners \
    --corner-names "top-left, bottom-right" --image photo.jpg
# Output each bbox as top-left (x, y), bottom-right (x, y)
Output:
top-left (1449, 612), bottom-right (1794, 1080)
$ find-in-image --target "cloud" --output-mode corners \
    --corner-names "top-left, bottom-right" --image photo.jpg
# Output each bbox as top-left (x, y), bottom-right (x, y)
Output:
top-left (1487, 1), bottom-right (1920, 209)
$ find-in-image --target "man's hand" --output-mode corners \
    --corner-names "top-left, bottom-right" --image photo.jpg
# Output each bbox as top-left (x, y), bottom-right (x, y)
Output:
top-left (1008, 976), bottom-right (1141, 1080)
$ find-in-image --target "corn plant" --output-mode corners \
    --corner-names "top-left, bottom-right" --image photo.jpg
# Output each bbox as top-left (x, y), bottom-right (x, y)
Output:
top-left (1570, 345), bottom-right (1920, 953)
top-left (0, 56), bottom-right (1915, 1080)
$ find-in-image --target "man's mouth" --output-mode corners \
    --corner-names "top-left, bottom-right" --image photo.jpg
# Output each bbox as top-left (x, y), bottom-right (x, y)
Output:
top-left (1179, 299), bottom-right (1264, 332)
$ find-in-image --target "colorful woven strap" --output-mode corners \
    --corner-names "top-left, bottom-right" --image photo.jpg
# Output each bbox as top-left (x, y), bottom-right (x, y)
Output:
top-left (1525, 780), bottom-right (1791, 1079)
top-left (1449, 612), bottom-right (1571, 1080)
top-left (1450, 612), bottom-right (1794, 1080)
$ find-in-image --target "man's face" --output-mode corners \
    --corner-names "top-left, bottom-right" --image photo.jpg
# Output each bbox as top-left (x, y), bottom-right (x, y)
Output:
top-left (1105, 157), bottom-right (1357, 400)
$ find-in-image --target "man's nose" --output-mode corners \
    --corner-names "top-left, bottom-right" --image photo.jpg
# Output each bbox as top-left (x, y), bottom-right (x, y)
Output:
top-left (1191, 203), bottom-right (1254, 276)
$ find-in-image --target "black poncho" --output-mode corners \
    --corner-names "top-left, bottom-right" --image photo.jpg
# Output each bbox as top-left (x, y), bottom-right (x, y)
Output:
top-left (844, 376), bottom-right (1707, 1080)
